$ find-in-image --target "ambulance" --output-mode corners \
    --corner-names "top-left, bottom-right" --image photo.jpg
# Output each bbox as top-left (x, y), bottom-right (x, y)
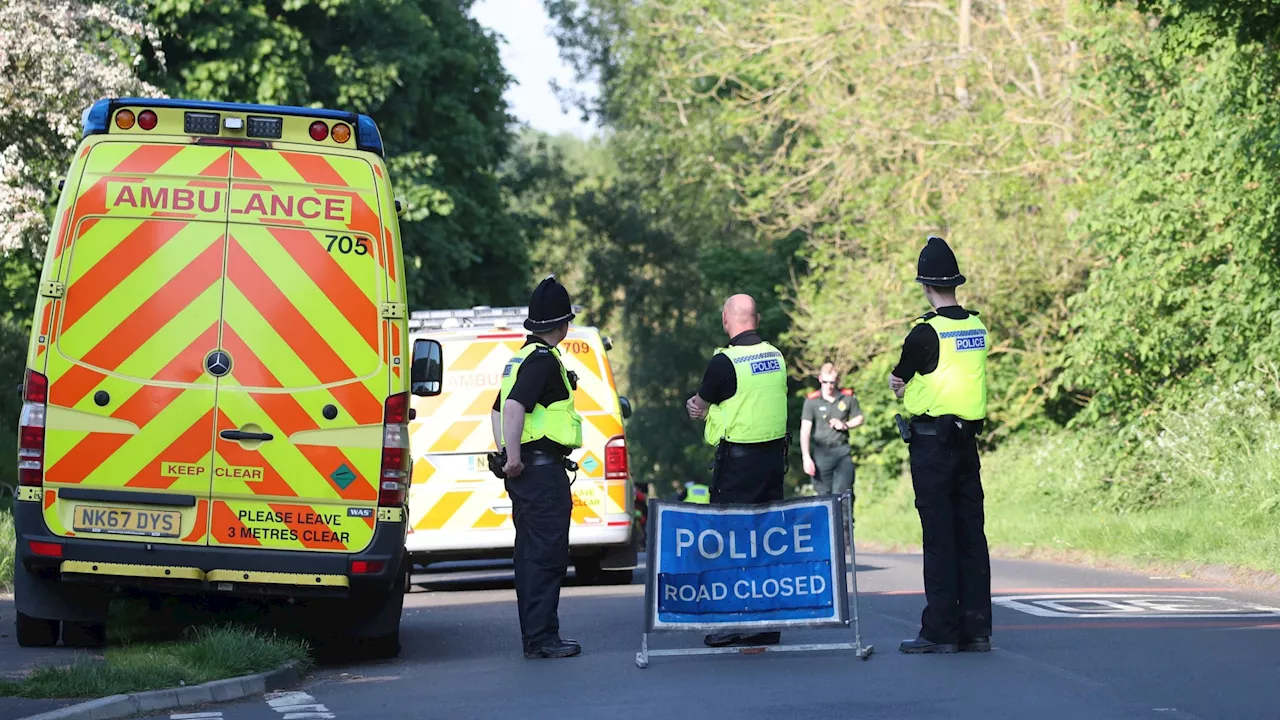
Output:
top-left (404, 306), bottom-right (639, 584)
top-left (11, 97), bottom-right (445, 657)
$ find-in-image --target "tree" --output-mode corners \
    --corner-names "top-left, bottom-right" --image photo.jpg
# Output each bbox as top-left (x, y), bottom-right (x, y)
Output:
top-left (0, 0), bottom-right (164, 324)
top-left (144, 0), bottom-right (529, 308)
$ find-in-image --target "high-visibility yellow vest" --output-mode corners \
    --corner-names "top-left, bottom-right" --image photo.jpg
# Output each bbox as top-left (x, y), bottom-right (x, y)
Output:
top-left (902, 313), bottom-right (988, 421)
top-left (498, 343), bottom-right (583, 450)
top-left (703, 342), bottom-right (788, 446)
top-left (684, 482), bottom-right (710, 504)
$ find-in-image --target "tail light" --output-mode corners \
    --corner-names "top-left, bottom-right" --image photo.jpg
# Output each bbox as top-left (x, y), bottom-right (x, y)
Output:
top-left (18, 369), bottom-right (47, 487)
top-left (138, 110), bottom-right (158, 130)
top-left (28, 540), bottom-right (63, 558)
top-left (605, 435), bottom-right (628, 480)
top-left (351, 560), bottom-right (385, 574)
top-left (309, 121), bottom-right (329, 142)
top-left (379, 392), bottom-right (410, 507)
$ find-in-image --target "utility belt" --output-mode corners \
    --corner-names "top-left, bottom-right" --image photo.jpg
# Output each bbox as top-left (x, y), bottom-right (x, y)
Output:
top-left (894, 414), bottom-right (983, 445)
top-left (810, 438), bottom-right (849, 453)
top-left (486, 447), bottom-right (579, 480)
top-left (709, 433), bottom-right (791, 486)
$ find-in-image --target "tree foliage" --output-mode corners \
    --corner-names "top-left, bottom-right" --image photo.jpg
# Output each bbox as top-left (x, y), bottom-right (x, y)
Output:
top-left (144, 0), bottom-right (528, 308)
top-left (1059, 7), bottom-right (1280, 423)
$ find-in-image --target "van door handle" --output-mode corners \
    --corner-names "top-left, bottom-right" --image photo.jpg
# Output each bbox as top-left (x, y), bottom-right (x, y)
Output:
top-left (220, 430), bottom-right (274, 442)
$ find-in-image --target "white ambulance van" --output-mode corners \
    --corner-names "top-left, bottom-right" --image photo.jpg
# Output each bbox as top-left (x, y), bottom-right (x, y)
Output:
top-left (404, 306), bottom-right (638, 584)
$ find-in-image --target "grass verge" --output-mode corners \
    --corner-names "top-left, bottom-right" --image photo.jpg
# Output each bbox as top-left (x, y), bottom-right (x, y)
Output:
top-left (0, 625), bottom-right (311, 699)
top-left (853, 381), bottom-right (1280, 581)
top-left (1, 507), bottom-right (13, 593)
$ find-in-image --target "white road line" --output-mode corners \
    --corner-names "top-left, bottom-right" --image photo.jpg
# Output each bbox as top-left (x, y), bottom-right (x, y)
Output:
top-left (171, 713), bottom-right (223, 719)
top-left (264, 691), bottom-right (336, 720)
top-left (267, 692), bottom-right (316, 707)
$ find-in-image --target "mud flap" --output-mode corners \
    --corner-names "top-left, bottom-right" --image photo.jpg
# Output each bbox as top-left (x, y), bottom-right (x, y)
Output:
top-left (14, 561), bottom-right (109, 623)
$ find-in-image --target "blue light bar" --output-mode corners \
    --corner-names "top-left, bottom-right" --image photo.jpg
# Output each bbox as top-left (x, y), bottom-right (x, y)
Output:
top-left (356, 115), bottom-right (384, 157)
top-left (82, 99), bottom-right (112, 136)
top-left (79, 97), bottom-right (386, 157)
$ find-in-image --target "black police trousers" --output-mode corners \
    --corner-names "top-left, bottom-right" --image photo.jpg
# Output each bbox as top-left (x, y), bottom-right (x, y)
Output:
top-left (504, 461), bottom-right (572, 652)
top-left (711, 441), bottom-right (785, 505)
top-left (909, 434), bottom-right (992, 644)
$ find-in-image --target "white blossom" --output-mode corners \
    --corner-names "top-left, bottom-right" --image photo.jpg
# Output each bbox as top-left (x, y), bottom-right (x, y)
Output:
top-left (0, 0), bottom-right (165, 253)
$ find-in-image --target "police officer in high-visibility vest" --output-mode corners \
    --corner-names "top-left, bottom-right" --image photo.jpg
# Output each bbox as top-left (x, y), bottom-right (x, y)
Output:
top-left (685, 293), bottom-right (789, 648)
top-left (888, 236), bottom-right (993, 655)
top-left (490, 276), bottom-right (584, 660)
top-left (683, 482), bottom-right (710, 504)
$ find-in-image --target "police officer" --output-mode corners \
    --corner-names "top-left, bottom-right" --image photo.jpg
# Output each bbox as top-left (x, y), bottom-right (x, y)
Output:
top-left (490, 276), bottom-right (584, 660)
top-left (800, 362), bottom-right (863, 498)
top-left (888, 236), bottom-right (993, 655)
top-left (685, 293), bottom-right (789, 648)
top-left (683, 481), bottom-right (711, 504)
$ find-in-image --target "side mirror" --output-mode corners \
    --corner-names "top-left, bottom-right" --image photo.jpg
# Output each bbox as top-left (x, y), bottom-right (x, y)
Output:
top-left (602, 336), bottom-right (613, 351)
top-left (618, 396), bottom-right (632, 420)
top-left (395, 198), bottom-right (407, 218)
top-left (411, 339), bottom-right (443, 396)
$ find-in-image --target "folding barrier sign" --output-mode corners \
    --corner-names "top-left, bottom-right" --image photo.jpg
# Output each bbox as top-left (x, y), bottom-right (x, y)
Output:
top-left (636, 492), bottom-right (873, 668)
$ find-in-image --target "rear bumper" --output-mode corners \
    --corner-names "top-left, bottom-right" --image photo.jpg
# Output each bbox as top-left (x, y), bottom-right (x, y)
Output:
top-left (405, 522), bottom-right (633, 555)
top-left (13, 499), bottom-right (406, 599)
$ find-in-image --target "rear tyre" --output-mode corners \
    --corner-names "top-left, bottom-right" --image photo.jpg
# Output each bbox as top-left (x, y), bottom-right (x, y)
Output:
top-left (62, 621), bottom-right (107, 649)
top-left (16, 613), bottom-right (60, 648)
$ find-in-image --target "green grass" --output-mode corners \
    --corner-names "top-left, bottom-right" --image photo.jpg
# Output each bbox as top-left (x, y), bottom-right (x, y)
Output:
top-left (853, 380), bottom-right (1280, 577)
top-left (0, 625), bottom-right (311, 699)
top-left (1, 507), bottom-right (13, 593)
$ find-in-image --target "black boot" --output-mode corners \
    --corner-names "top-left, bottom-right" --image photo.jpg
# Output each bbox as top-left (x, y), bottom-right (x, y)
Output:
top-left (959, 636), bottom-right (990, 652)
top-left (899, 636), bottom-right (959, 654)
top-left (525, 639), bottom-right (582, 659)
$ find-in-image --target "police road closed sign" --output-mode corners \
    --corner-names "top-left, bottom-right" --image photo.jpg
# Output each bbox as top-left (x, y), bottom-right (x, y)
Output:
top-left (645, 496), bottom-right (850, 632)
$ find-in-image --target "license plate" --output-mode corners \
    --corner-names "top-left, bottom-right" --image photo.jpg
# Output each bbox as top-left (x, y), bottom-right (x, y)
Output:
top-left (72, 505), bottom-right (182, 538)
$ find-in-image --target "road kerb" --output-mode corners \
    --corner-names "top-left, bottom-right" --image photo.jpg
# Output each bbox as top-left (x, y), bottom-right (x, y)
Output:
top-left (16, 660), bottom-right (300, 720)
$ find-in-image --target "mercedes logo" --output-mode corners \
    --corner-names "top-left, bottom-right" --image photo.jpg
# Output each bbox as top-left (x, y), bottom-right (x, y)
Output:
top-left (205, 350), bottom-right (232, 378)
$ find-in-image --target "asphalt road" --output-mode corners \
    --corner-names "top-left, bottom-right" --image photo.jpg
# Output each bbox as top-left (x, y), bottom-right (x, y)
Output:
top-left (97, 552), bottom-right (1280, 720)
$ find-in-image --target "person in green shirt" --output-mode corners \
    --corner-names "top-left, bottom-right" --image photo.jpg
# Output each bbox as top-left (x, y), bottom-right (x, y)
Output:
top-left (800, 362), bottom-right (863, 498)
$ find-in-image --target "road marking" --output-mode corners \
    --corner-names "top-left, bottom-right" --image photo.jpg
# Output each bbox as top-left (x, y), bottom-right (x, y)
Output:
top-left (265, 691), bottom-right (336, 719)
top-left (993, 594), bottom-right (1280, 619)
top-left (171, 714), bottom-right (222, 719)
top-left (875, 587), bottom-right (1231, 596)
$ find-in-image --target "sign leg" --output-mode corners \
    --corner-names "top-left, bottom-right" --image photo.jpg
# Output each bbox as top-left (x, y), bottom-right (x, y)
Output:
top-left (846, 491), bottom-right (874, 660)
top-left (636, 632), bottom-right (650, 669)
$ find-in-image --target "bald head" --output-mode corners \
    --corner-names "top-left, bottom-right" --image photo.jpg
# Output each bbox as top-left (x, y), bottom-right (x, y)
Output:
top-left (722, 293), bottom-right (760, 339)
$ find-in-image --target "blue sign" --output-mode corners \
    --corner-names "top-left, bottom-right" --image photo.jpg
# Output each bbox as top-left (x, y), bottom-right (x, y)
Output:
top-left (644, 496), bottom-right (850, 632)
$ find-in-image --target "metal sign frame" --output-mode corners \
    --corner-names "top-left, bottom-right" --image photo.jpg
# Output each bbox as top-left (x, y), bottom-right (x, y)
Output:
top-left (636, 491), bottom-right (873, 668)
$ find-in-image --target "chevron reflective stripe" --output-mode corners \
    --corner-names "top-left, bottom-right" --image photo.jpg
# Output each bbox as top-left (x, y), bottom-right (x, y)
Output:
top-left (406, 331), bottom-right (630, 535)
top-left (37, 138), bottom-right (401, 554)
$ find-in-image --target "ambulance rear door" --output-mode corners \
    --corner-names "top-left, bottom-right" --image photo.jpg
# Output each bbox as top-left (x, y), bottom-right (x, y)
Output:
top-left (558, 329), bottom-right (632, 532)
top-left (407, 331), bottom-right (522, 547)
top-left (207, 146), bottom-right (391, 554)
top-left (40, 139), bottom-right (232, 547)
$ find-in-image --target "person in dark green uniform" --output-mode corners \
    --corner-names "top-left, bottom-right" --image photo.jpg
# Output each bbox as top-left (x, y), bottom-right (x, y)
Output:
top-left (686, 293), bottom-right (789, 648)
top-left (889, 237), bottom-right (992, 655)
top-left (800, 362), bottom-right (863, 498)
top-left (490, 276), bottom-right (584, 660)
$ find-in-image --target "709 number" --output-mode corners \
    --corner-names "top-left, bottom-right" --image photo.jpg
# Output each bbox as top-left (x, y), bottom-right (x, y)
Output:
top-left (562, 341), bottom-right (591, 355)
top-left (326, 234), bottom-right (370, 256)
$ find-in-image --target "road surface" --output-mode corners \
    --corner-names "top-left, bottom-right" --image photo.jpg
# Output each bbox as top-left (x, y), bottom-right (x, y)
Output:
top-left (105, 552), bottom-right (1280, 720)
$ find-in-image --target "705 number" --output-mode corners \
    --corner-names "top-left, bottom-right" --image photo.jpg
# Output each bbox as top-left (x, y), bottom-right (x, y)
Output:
top-left (326, 234), bottom-right (370, 256)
